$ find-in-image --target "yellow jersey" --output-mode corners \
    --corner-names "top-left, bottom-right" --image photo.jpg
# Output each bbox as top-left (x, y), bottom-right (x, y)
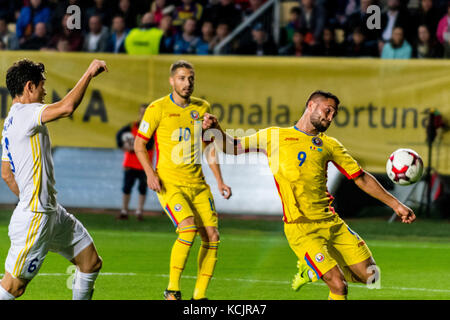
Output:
top-left (137, 94), bottom-right (210, 185)
top-left (239, 126), bottom-right (363, 222)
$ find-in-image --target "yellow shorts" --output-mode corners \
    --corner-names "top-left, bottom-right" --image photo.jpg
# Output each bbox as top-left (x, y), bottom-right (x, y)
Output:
top-left (284, 215), bottom-right (372, 279)
top-left (157, 182), bottom-right (218, 229)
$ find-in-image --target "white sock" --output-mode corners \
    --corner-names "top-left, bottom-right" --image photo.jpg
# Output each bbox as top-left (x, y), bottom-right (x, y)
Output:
top-left (0, 284), bottom-right (15, 300)
top-left (72, 269), bottom-right (99, 300)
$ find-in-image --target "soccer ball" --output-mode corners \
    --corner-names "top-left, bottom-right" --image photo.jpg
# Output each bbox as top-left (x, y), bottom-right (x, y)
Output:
top-left (386, 149), bottom-right (424, 185)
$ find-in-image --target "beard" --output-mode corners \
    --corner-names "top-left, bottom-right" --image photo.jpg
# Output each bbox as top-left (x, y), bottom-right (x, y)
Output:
top-left (310, 114), bottom-right (330, 132)
top-left (175, 87), bottom-right (193, 100)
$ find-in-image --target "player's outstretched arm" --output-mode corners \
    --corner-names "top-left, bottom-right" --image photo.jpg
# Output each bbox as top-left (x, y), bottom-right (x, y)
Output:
top-left (205, 146), bottom-right (232, 199)
top-left (1, 161), bottom-right (19, 197)
top-left (134, 135), bottom-right (161, 192)
top-left (41, 59), bottom-right (108, 124)
top-left (203, 113), bottom-right (241, 155)
top-left (354, 170), bottom-right (416, 224)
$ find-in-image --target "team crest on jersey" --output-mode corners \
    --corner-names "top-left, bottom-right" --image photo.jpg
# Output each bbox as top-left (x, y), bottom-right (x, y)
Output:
top-left (174, 204), bottom-right (182, 212)
top-left (315, 253), bottom-right (325, 263)
top-left (190, 110), bottom-right (200, 120)
top-left (312, 137), bottom-right (323, 147)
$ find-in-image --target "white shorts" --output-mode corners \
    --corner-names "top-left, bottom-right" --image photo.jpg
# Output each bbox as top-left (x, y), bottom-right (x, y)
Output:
top-left (5, 203), bottom-right (93, 280)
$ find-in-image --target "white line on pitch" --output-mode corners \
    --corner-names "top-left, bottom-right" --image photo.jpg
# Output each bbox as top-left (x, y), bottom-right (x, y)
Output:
top-left (154, 274), bottom-right (450, 294)
top-left (0, 272), bottom-right (137, 277)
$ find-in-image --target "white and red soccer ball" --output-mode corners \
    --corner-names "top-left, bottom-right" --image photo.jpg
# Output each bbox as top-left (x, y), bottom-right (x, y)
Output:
top-left (386, 149), bottom-right (424, 186)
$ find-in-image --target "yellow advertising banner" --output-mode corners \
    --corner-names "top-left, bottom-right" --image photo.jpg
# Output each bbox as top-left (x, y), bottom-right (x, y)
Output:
top-left (1, 52), bottom-right (449, 174)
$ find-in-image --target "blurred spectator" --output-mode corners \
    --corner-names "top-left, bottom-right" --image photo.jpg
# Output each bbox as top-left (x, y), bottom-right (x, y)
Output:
top-left (237, 23), bottom-right (278, 55)
top-left (107, 15), bottom-right (129, 53)
top-left (243, 0), bottom-right (273, 32)
top-left (298, 0), bottom-right (326, 45)
top-left (380, 0), bottom-right (413, 43)
top-left (172, 0), bottom-right (204, 28)
top-left (47, 14), bottom-right (84, 52)
top-left (83, 15), bottom-right (109, 52)
top-left (0, 38), bottom-right (5, 50)
top-left (235, 0), bottom-right (250, 10)
top-left (203, 0), bottom-right (242, 29)
top-left (20, 21), bottom-right (49, 50)
top-left (436, 1), bottom-right (450, 44)
top-left (196, 20), bottom-right (215, 54)
top-left (152, 0), bottom-right (175, 26)
top-left (114, 0), bottom-right (139, 29)
top-left (345, 0), bottom-right (380, 43)
top-left (125, 12), bottom-right (164, 55)
top-left (414, 24), bottom-right (443, 58)
top-left (16, 0), bottom-right (51, 43)
top-left (412, 0), bottom-right (442, 35)
top-left (332, 0), bottom-right (359, 27)
top-left (85, 0), bottom-right (112, 31)
top-left (344, 26), bottom-right (378, 56)
top-left (0, 0), bottom-right (16, 23)
top-left (211, 22), bottom-right (234, 54)
top-left (159, 14), bottom-right (176, 53)
top-left (312, 27), bottom-right (343, 56)
top-left (0, 17), bottom-right (19, 50)
top-left (173, 17), bottom-right (200, 54)
top-left (56, 38), bottom-right (70, 52)
top-left (116, 104), bottom-right (154, 221)
top-left (279, 29), bottom-right (312, 56)
top-left (282, 6), bottom-right (302, 46)
top-left (381, 26), bottom-right (412, 58)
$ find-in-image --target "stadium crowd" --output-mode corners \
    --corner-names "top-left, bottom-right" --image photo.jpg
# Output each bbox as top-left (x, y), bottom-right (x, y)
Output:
top-left (1, 0), bottom-right (450, 58)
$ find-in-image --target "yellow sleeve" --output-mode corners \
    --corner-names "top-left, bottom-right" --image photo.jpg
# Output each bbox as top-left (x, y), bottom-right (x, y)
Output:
top-left (237, 128), bottom-right (270, 154)
top-left (330, 138), bottom-right (363, 179)
top-left (137, 103), bottom-right (162, 141)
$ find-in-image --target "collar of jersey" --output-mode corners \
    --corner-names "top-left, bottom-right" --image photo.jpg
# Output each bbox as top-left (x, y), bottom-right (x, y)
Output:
top-left (293, 125), bottom-right (317, 136)
top-left (169, 93), bottom-right (191, 108)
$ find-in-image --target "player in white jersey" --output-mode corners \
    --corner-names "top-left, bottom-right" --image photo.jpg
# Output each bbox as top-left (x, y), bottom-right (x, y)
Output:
top-left (0, 58), bottom-right (107, 300)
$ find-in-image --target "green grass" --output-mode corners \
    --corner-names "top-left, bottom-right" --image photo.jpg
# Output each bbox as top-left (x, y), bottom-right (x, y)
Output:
top-left (0, 209), bottom-right (449, 300)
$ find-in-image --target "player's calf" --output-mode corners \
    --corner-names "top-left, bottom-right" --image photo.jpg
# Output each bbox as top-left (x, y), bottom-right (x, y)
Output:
top-left (322, 266), bottom-right (348, 299)
top-left (71, 244), bottom-right (103, 300)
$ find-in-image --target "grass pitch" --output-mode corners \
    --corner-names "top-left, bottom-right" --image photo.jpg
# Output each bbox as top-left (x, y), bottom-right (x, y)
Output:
top-left (0, 209), bottom-right (449, 300)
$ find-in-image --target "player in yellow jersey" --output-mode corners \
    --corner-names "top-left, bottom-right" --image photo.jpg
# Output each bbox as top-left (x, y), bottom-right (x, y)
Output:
top-left (134, 60), bottom-right (231, 300)
top-left (202, 90), bottom-right (416, 300)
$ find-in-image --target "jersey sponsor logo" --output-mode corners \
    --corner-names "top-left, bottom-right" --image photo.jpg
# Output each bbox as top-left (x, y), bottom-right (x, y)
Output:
top-left (190, 110), bottom-right (199, 120)
top-left (139, 120), bottom-right (150, 134)
top-left (174, 204), bottom-right (182, 212)
top-left (315, 253), bottom-right (325, 263)
top-left (312, 137), bottom-right (323, 147)
top-left (169, 113), bottom-right (181, 117)
top-left (284, 137), bottom-right (299, 141)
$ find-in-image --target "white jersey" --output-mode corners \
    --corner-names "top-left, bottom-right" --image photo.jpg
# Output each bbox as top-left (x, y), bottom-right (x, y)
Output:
top-left (1, 103), bottom-right (57, 213)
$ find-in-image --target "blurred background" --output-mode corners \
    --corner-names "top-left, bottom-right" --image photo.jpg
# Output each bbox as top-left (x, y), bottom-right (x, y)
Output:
top-left (0, 0), bottom-right (449, 220)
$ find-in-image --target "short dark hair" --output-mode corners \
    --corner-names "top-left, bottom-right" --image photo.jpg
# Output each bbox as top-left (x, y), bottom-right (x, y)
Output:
top-left (306, 90), bottom-right (340, 109)
top-left (170, 60), bottom-right (194, 75)
top-left (6, 59), bottom-right (45, 98)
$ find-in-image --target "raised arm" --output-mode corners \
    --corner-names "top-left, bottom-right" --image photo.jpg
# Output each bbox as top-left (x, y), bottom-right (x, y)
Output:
top-left (353, 170), bottom-right (416, 224)
top-left (1, 161), bottom-right (19, 197)
top-left (205, 145), bottom-right (231, 199)
top-left (41, 59), bottom-right (108, 124)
